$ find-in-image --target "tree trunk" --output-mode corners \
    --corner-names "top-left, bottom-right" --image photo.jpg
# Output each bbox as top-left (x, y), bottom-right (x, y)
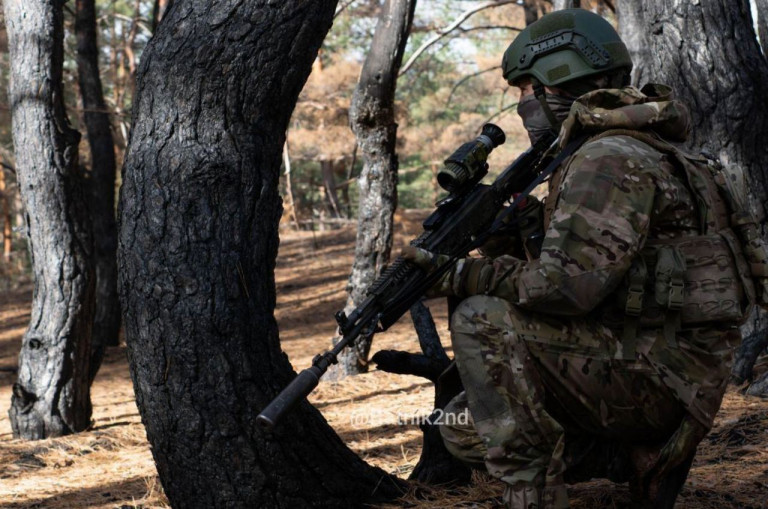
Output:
top-left (321, 159), bottom-right (342, 218)
top-left (117, 1), bottom-right (404, 506)
top-left (151, 0), bottom-right (170, 32)
top-left (4, 0), bottom-right (95, 440)
top-left (0, 165), bottom-right (11, 261)
top-left (553, 0), bottom-right (579, 10)
top-left (617, 0), bottom-right (768, 391)
top-left (76, 0), bottom-right (121, 379)
top-left (282, 141), bottom-right (300, 230)
top-left (615, 2), bottom-right (652, 88)
top-left (522, 0), bottom-right (539, 25)
top-left (341, 0), bottom-right (417, 375)
top-left (755, 0), bottom-right (768, 51)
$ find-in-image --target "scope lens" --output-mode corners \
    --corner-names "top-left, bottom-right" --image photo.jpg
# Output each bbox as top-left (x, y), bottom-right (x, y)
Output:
top-left (437, 163), bottom-right (467, 192)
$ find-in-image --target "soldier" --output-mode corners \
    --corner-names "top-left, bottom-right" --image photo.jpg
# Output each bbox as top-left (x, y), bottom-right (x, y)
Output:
top-left (402, 8), bottom-right (755, 509)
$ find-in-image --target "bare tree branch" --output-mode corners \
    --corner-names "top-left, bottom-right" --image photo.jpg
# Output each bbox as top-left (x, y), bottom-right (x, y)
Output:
top-left (481, 101), bottom-right (518, 127)
top-left (446, 65), bottom-right (501, 105)
top-left (112, 13), bottom-right (153, 36)
top-left (457, 24), bottom-right (524, 33)
top-left (399, 0), bottom-right (520, 76)
top-left (334, 0), bottom-right (358, 19)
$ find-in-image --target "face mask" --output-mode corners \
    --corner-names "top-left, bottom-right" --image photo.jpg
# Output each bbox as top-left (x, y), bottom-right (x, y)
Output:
top-left (516, 93), bottom-right (575, 145)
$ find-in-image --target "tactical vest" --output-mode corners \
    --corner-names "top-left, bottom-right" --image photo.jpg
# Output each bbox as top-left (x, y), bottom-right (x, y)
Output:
top-left (546, 129), bottom-right (768, 358)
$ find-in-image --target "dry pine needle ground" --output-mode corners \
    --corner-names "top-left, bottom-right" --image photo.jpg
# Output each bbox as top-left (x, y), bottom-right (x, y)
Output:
top-left (1, 219), bottom-right (766, 508)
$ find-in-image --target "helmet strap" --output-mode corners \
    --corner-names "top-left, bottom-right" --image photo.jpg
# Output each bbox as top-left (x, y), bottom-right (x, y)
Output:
top-left (531, 77), bottom-right (560, 129)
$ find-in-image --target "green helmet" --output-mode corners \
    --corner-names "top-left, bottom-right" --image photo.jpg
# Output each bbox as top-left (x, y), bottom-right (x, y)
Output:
top-left (501, 9), bottom-right (632, 87)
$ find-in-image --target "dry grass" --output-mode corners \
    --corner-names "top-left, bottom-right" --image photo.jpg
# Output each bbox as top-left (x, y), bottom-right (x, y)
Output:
top-left (1, 216), bottom-right (767, 508)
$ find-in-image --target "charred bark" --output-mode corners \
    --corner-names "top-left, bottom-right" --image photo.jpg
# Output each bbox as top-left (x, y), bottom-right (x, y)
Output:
top-left (4, 0), bottom-right (95, 439)
top-left (341, 0), bottom-right (417, 375)
top-left (76, 0), bottom-right (120, 380)
top-left (618, 0), bottom-right (768, 394)
top-left (117, 1), bottom-right (404, 506)
top-left (733, 328), bottom-right (767, 382)
top-left (746, 371), bottom-right (768, 397)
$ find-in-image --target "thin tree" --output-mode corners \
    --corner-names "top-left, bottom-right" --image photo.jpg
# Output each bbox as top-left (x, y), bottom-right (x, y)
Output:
top-left (0, 165), bottom-right (11, 261)
top-left (553, 0), bottom-right (580, 10)
top-left (522, 0), bottom-right (540, 25)
top-left (117, 0), bottom-right (404, 505)
top-left (617, 0), bottom-right (768, 393)
top-left (340, 0), bottom-right (417, 374)
top-left (151, 0), bottom-right (170, 33)
top-left (4, 0), bottom-right (96, 439)
top-left (76, 0), bottom-right (120, 380)
top-left (756, 0), bottom-right (768, 50)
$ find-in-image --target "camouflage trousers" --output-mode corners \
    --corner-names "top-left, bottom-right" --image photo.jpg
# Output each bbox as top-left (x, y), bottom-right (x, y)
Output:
top-left (439, 295), bottom-right (735, 509)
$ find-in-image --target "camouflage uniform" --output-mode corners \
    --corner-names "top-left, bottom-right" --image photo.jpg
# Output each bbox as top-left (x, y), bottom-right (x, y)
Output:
top-left (436, 85), bottom-right (741, 507)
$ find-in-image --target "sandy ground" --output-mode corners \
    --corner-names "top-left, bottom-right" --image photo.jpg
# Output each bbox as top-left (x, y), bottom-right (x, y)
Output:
top-left (0, 217), bottom-right (767, 508)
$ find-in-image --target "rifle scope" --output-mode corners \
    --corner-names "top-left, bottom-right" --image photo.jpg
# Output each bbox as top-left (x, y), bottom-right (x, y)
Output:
top-left (437, 123), bottom-right (506, 193)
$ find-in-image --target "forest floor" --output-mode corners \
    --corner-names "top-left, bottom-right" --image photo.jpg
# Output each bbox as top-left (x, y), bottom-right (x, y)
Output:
top-left (1, 214), bottom-right (768, 508)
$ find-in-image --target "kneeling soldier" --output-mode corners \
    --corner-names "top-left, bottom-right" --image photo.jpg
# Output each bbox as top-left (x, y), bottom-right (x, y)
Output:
top-left (404, 8), bottom-right (764, 509)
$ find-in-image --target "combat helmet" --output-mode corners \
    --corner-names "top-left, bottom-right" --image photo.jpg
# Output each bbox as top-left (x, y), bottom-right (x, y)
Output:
top-left (502, 9), bottom-right (632, 87)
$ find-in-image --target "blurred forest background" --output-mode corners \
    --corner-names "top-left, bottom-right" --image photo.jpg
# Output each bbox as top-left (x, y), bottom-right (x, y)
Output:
top-left (0, 0), bottom-right (595, 281)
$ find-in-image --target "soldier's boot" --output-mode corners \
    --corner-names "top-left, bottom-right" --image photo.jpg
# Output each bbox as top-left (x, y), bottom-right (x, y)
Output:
top-left (503, 481), bottom-right (569, 509)
top-left (629, 415), bottom-right (705, 509)
top-left (629, 448), bottom-right (695, 509)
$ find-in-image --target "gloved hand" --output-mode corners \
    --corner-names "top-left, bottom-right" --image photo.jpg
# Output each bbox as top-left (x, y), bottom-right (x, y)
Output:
top-left (401, 246), bottom-right (450, 271)
top-left (401, 246), bottom-right (456, 297)
top-left (478, 195), bottom-right (544, 260)
top-left (401, 246), bottom-right (496, 298)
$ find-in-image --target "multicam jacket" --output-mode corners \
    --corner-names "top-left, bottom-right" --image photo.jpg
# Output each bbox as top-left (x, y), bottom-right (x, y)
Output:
top-left (447, 84), bottom-right (741, 428)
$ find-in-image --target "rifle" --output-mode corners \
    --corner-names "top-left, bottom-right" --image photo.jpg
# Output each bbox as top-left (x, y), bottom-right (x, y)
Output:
top-left (258, 124), bottom-right (565, 429)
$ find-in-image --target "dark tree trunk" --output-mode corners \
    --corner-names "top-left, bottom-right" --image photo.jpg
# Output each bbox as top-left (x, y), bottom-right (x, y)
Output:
top-left (4, 0), bottom-right (95, 439)
top-left (340, 0), bottom-right (417, 375)
top-left (117, 1), bottom-right (404, 506)
top-left (76, 0), bottom-right (120, 381)
top-left (618, 0), bottom-right (768, 393)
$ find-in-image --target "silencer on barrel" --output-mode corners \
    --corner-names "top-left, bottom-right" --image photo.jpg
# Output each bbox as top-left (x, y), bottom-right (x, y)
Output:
top-left (256, 366), bottom-right (323, 429)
